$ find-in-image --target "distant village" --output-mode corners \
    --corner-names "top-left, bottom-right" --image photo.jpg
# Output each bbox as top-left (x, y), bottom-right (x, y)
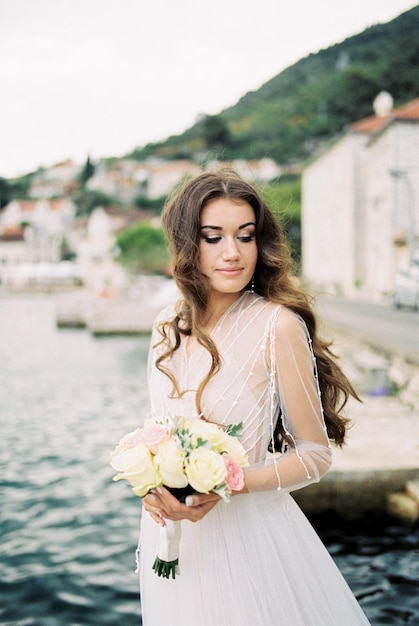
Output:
top-left (1, 92), bottom-right (418, 302)
top-left (0, 157), bottom-right (281, 294)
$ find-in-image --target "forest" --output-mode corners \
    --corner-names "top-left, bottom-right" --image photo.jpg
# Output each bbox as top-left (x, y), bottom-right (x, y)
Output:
top-left (131, 5), bottom-right (419, 165)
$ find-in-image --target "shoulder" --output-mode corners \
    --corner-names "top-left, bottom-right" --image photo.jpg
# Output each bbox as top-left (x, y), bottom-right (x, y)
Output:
top-left (154, 302), bottom-right (178, 325)
top-left (271, 306), bottom-right (312, 355)
top-left (250, 297), bottom-right (311, 347)
top-left (275, 305), bottom-right (303, 330)
top-left (246, 294), bottom-right (301, 329)
top-left (236, 295), bottom-right (305, 345)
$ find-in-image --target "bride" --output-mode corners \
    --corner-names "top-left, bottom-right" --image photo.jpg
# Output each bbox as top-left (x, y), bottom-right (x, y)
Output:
top-left (139, 169), bottom-right (370, 625)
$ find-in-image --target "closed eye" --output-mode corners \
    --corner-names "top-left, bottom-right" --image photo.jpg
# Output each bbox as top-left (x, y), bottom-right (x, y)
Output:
top-left (237, 235), bottom-right (255, 243)
top-left (202, 234), bottom-right (255, 244)
top-left (202, 236), bottom-right (222, 244)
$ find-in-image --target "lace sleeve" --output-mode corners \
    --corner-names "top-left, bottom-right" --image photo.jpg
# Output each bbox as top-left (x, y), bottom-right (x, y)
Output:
top-left (244, 307), bottom-right (332, 493)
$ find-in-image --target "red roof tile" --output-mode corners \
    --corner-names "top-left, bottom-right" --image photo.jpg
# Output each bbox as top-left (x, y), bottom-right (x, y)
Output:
top-left (350, 114), bottom-right (390, 133)
top-left (350, 97), bottom-right (419, 134)
top-left (394, 98), bottom-right (419, 120)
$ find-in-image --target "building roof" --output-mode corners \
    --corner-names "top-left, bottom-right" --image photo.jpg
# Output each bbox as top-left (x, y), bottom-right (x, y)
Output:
top-left (351, 97), bottom-right (419, 134)
top-left (0, 228), bottom-right (24, 241)
top-left (394, 98), bottom-right (419, 120)
top-left (303, 96), bottom-right (419, 169)
top-left (350, 115), bottom-right (389, 133)
top-left (3, 198), bottom-right (74, 214)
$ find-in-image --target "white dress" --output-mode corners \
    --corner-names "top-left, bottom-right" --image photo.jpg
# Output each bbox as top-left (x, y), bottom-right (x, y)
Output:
top-left (138, 292), bottom-right (370, 625)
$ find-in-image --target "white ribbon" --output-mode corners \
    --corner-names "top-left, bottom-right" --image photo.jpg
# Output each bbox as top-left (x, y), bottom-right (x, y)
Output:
top-left (152, 519), bottom-right (182, 578)
top-left (157, 519), bottom-right (182, 562)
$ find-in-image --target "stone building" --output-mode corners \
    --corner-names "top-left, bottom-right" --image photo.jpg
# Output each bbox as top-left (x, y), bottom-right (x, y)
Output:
top-left (302, 94), bottom-right (419, 298)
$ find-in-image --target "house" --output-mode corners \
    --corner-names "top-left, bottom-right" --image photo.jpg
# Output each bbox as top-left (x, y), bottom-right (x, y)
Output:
top-left (85, 156), bottom-right (282, 205)
top-left (146, 160), bottom-right (202, 199)
top-left (0, 198), bottom-right (77, 283)
top-left (206, 158), bottom-right (281, 182)
top-left (146, 158), bottom-right (282, 198)
top-left (1, 198), bottom-right (76, 239)
top-left (0, 230), bottom-right (26, 285)
top-left (86, 159), bottom-right (149, 204)
top-left (70, 205), bottom-right (155, 292)
top-left (302, 93), bottom-right (419, 299)
top-left (29, 160), bottom-right (81, 198)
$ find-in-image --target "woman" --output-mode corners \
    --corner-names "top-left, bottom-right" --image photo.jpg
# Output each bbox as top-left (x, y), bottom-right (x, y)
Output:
top-left (140, 169), bottom-right (370, 625)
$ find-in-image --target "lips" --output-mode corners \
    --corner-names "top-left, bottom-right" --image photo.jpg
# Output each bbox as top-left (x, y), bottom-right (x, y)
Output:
top-left (217, 267), bottom-right (243, 276)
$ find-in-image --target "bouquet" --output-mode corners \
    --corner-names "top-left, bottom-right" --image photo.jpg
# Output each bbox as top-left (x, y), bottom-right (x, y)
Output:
top-left (110, 416), bottom-right (248, 579)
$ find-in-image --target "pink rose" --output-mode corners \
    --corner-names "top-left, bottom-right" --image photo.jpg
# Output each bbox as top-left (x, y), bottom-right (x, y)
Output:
top-left (224, 455), bottom-right (245, 492)
top-left (123, 429), bottom-right (143, 448)
top-left (141, 422), bottom-right (172, 453)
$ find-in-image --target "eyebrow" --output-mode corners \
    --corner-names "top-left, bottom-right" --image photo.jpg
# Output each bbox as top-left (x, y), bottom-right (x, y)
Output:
top-left (200, 221), bottom-right (256, 231)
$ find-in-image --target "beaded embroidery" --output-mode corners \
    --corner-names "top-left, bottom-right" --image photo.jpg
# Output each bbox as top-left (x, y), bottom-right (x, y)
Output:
top-left (148, 292), bottom-right (332, 493)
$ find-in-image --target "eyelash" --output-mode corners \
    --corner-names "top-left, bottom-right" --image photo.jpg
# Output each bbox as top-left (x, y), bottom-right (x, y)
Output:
top-left (202, 235), bottom-right (255, 244)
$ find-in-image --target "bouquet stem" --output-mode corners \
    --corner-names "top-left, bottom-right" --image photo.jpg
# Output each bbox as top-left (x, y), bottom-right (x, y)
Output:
top-left (152, 556), bottom-right (179, 579)
top-left (153, 519), bottom-right (182, 579)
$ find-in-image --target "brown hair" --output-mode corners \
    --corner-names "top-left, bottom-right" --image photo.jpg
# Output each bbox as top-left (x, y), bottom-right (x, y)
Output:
top-left (156, 169), bottom-right (357, 446)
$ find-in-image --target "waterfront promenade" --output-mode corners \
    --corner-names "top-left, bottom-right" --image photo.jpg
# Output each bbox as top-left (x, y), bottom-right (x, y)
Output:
top-left (294, 317), bottom-right (419, 521)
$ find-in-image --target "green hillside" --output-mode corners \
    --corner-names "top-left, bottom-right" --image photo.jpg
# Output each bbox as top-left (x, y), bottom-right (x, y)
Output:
top-left (132, 5), bottom-right (419, 164)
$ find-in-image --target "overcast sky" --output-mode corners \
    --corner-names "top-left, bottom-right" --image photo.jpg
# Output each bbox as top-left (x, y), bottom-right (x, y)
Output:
top-left (0, 0), bottom-right (417, 178)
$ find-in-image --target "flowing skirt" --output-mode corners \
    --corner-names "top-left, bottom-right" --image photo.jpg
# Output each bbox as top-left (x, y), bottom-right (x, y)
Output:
top-left (138, 490), bottom-right (370, 625)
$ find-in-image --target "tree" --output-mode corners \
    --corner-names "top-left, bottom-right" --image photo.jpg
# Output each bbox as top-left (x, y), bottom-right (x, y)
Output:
top-left (262, 177), bottom-right (302, 266)
top-left (75, 189), bottom-right (115, 215)
top-left (133, 194), bottom-right (167, 214)
top-left (79, 156), bottom-right (95, 186)
top-left (115, 222), bottom-right (169, 274)
top-left (201, 114), bottom-right (231, 149)
top-left (0, 174), bottom-right (32, 206)
top-left (0, 177), bottom-right (11, 208)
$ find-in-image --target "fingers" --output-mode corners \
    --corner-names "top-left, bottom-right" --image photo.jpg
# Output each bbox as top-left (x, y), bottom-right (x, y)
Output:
top-left (184, 492), bottom-right (220, 507)
top-left (150, 511), bottom-right (166, 527)
top-left (142, 489), bottom-right (183, 524)
top-left (142, 491), bottom-right (168, 526)
top-left (142, 488), bottom-right (221, 524)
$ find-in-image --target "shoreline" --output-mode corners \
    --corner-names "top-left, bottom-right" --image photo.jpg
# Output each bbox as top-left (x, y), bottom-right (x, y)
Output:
top-left (4, 284), bottom-right (419, 523)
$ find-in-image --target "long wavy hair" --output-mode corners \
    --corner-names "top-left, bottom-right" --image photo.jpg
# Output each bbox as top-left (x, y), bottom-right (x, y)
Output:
top-left (156, 169), bottom-right (357, 446)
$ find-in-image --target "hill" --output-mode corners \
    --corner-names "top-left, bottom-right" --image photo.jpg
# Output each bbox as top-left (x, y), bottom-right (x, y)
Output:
top-left (131, 5), bottom-right (419, 165)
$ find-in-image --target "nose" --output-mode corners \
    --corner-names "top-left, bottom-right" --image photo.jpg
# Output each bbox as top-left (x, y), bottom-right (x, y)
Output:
top-left (222, 236), bottom-right (240, 260)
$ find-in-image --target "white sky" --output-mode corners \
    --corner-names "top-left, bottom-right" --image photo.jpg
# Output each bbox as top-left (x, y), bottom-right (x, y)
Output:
top-left (0, 0), bottom-right (417, 178)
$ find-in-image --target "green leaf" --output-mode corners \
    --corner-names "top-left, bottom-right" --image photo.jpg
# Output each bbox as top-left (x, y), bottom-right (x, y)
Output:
top-left (225, 422), bottom-right (244, 438)
top-left (213, 483), bottom-right (231, 503)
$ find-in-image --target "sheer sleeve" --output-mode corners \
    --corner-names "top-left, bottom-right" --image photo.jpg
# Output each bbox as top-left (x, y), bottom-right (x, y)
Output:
top-left (146, 304), bottom-right (178, 417)
top-left (244, 307), bottom-right (332, 493)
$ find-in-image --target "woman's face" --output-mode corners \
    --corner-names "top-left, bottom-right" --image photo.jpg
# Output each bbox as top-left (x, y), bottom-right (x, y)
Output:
top-left (198, 196), bottom-right (258, 299)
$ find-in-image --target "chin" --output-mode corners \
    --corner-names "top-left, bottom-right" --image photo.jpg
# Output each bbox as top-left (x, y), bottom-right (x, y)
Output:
top-left (212, 283), bottom-right (248, 296)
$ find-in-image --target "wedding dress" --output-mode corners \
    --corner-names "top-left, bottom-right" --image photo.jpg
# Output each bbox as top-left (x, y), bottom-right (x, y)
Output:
top-left (138, 292), bottom-right (370, 625)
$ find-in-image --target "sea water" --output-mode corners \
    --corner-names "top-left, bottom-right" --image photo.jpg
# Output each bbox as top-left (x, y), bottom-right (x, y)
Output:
top-left (1, 295), bottom-right (418, 626)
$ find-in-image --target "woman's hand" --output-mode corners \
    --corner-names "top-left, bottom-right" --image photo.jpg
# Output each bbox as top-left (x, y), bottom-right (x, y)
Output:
top-left (142, 486), bottom-right (221, 526)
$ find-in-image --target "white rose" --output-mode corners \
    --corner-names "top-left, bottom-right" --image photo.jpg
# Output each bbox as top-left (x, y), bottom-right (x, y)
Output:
top-left (154, 439), bottom-right (188, 489)
top-left (182, 419), bottom-right (226, 450)
top-left (111, 442), bottom-right (145, 472)
top-left (185, 448), bottom-right (227, 493)
top-left (220, 436), bottom-right (249, 467)
top-left (112, 445), bottom-right (161, 497)
top-left (110, 428), bottom-right (143, 470)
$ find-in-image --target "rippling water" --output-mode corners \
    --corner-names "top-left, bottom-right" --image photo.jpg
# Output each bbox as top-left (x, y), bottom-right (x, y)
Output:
top-left (1, 294), bottom-right (418, 625)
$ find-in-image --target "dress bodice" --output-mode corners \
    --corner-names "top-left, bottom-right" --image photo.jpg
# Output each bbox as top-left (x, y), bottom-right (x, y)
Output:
top-left (148, 291), bottom-right (332, 492)
top-left (148, 293), bottom-right (277, 463)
